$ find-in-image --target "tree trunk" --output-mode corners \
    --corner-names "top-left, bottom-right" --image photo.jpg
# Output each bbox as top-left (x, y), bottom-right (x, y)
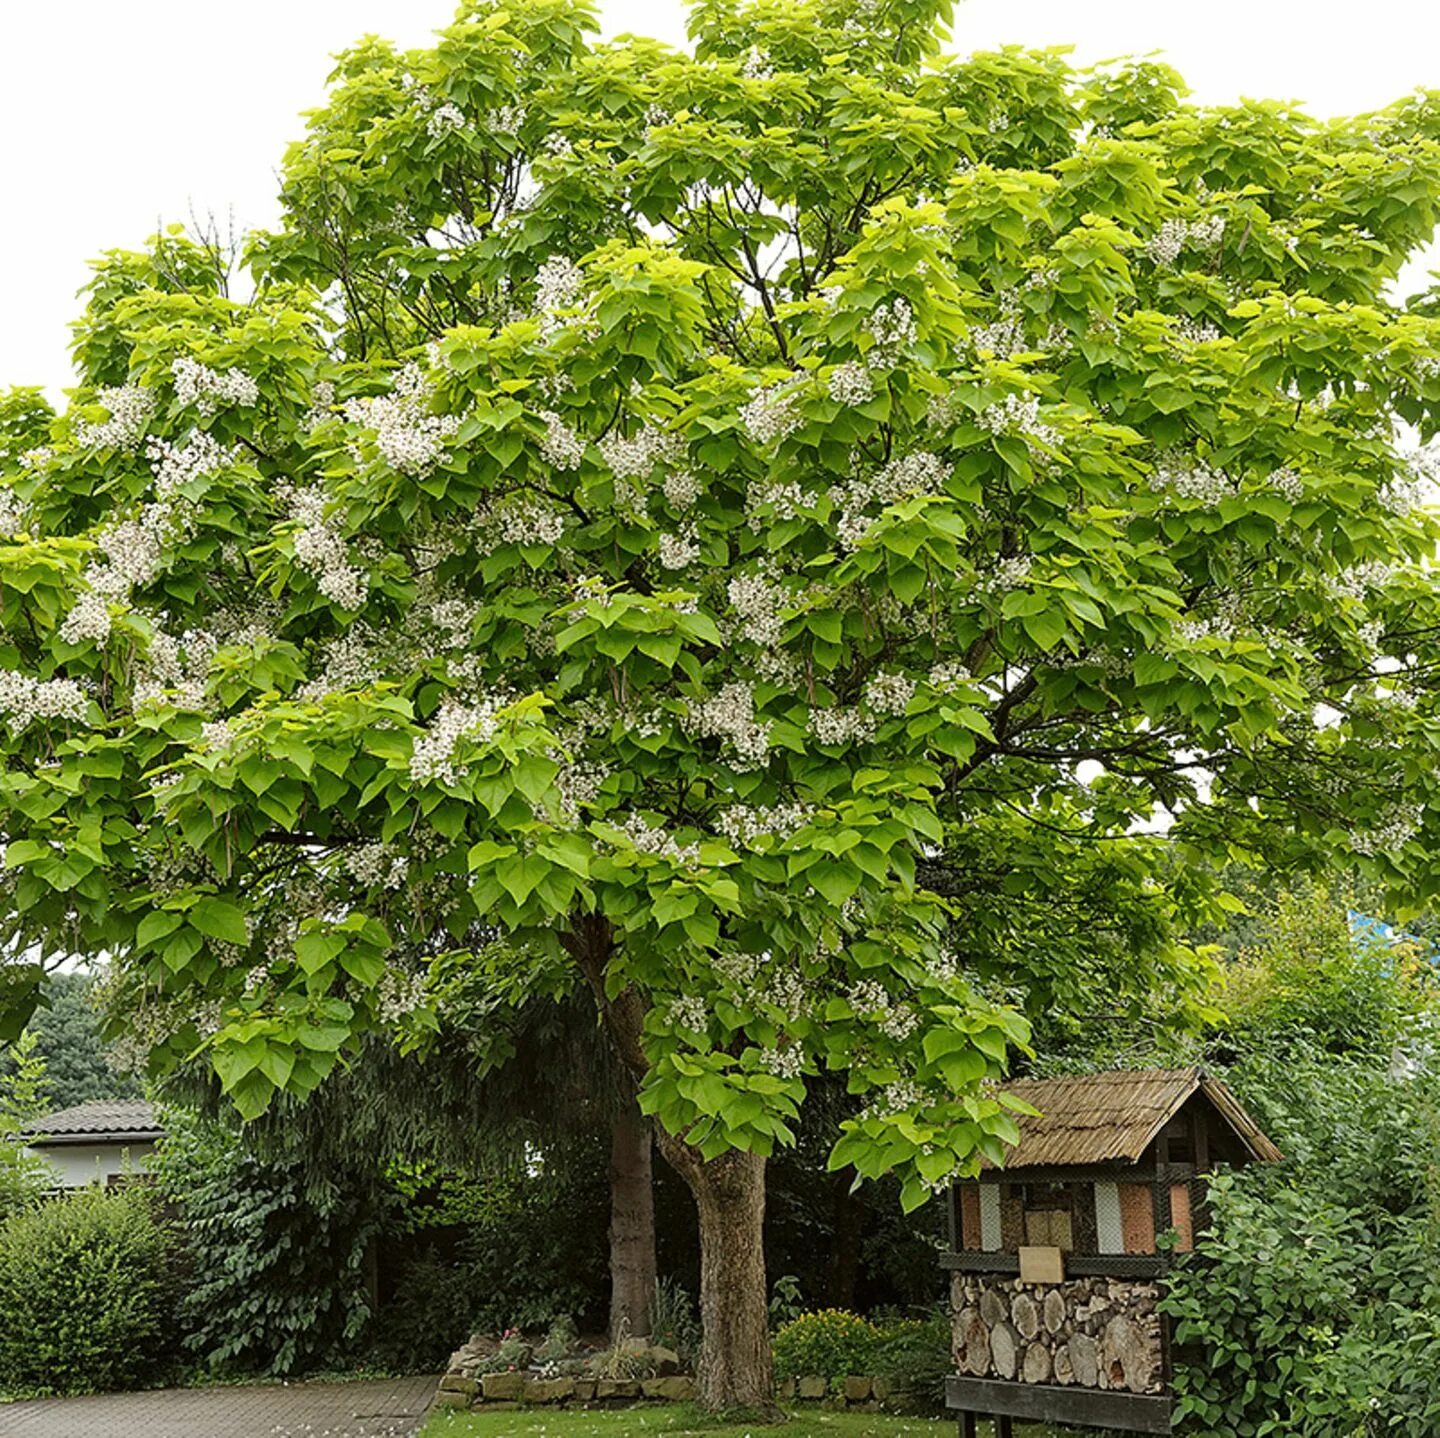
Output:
top-left (669, 1143), bottom-right (773, 1410)
top-left (564, 914), bottom-right (774, 1410)
top-left (608, 1098), bottom-right (657, 1341)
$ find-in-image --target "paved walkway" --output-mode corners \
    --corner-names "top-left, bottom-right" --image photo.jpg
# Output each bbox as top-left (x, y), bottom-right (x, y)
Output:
top-left (1, 1374), bottom-right (437, 1438)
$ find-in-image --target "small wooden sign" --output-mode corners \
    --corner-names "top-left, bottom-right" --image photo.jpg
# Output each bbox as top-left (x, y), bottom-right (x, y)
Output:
top-left (1018, 1245), bottom-right (1065, 1285)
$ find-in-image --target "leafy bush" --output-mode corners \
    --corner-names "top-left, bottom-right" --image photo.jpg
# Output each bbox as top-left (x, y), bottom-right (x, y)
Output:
top-left (0, 1031), bottom-right (51, 1220)
top-left (872, 1315), bottom-right (951, 1415)
top-left (151, 1110), bottom-right (384, 1376)
top-left (1165, 1053), bottom-right (1440, 1436)
top-left (0, 1186), bottom-right (178, 1394)
top-left (772, 1309), bottom-right (880, 1380)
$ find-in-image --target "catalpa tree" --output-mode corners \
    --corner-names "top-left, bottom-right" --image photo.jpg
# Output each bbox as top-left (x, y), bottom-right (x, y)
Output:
top-left (6, 0), bottom-right (1440, 1404)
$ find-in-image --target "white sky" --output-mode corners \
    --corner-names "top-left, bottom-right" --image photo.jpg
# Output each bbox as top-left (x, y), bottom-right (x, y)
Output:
top-left (3, 0), bottom-right (1438, 400)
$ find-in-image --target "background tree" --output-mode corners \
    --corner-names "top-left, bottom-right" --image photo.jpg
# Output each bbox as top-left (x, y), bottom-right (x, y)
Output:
top-left (6, 0), bottom-right (1440, 1406)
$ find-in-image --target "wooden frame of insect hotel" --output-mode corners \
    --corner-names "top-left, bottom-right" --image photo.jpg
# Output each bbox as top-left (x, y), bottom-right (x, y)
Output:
top-left (944, 1067), bottom-right (1282, 1436)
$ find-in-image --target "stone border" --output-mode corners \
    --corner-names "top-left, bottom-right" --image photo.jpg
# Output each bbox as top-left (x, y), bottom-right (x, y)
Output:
top-left (778, 1375), bottom-right (893, 1407)
top-left (434, 1373), bottom-right (697, 1411)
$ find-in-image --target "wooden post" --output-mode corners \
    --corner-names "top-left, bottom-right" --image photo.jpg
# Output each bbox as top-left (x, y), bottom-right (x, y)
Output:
top-left (997, 1416), bottom-right (1015, 1438)
top-left (959, 1412), bottom-right (977, 1438)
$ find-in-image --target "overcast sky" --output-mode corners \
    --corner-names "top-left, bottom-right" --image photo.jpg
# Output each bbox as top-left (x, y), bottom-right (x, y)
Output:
top-left (4, 0), bottom-right (1438, 400)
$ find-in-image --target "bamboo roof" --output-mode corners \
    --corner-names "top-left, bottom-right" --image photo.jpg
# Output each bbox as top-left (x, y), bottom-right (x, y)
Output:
top-left (987, 1067), bottom-right (1282, 1170)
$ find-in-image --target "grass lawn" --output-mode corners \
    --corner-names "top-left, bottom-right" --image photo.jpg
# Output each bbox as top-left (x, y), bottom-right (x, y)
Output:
top-left (423, 1405), bottom-right (1063, 1437)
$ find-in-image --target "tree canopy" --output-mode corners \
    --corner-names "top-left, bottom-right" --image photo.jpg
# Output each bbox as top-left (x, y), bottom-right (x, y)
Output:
top-left (5, 0), bottom-right (1440, 1402)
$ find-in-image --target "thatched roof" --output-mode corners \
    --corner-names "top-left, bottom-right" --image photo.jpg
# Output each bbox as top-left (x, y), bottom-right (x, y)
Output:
top-left (988, 1067), bottom-right (1282, 1170)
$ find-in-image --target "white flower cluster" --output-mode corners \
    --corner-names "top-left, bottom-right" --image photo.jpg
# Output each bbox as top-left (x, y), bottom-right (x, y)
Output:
top-left (304, 380), bottom-right (337, 431)
top-left (864, 671), bottom-right (916, 716)
top-left (344, 841), bottom-right (410, 890)
top-left (1326, 560), bottom-right (1394, 601)
top-left (410, 693), bottom-right (512, 784)
top-left (740, 383), bottom-right (805, 447)
top-left (667, 994), bottom-right (709, 1033)
top-left (827, 362), bottom-right (874, 406)
top-left (1144, 214), bottom-right (1226, 266)
top-left (487, 104), bottom-right (524, 136)
top-left (1267, 466), bottom-right (1304, 501)
top-left (133, 625), bottom-right (219, 710)
top-left (1351, 802), bottom-right (1422, 856)
top-left (474, 493), bottom-right (567, 553)
top-left (301, 626), bottom-right (382, 701)
top-left (1149, 450), bottom-right (1235, 506)
top-left (757, 1045), bottom-right (804, 1079)
top-left (73, 385), bottom-right (155, 450)
top-left (147, 429), bottom-right (235, 499)
top-left (970, 289), bottom-right (1027, 358)
top-left (288, 486), bottom-right (368, 609)
top-left (828, 449), bottom-right (948, 550)
top-left (867, 1079), bottom-right (924, 1118)
top-left (344, 363), bottom-right (459, 478)
top-left (1378, 475), bottom-right (1426, 515)
top-left (683, 681), bottom-right (770, 767)
top-left (376, 967), bottom-right (428, 1024)
top-left (1175, 317), bottom-right (1221, 345)
top-left (554, 760), bottom-right (610, 821)
top-left (59, 593), bottom-right (111, 646)
top-left (0, 670), bottom-right (89, 730)
top-left (928, 660), bottom-right (973, 692)
top-left (533, 255), bottom-right (583, 336)
top-left (866, 298), bottom-right (917, 364)
top-left (746, 477), bottom-right (808, 530)
top-left (728, 573), bottom-right (785, 647)
top-left (539, 409), bottom-right (585, 470)
top-left (618, 813), bottom-right (701, 866)
top-left (715, 802), bottom-right (812, 848)
top-left (663, 469), bottom-right (701, 509)
top-left (975, 555), bottom-right (1033, 596)
top-left (808, 706), bottom-right (878, 746)
top-left (171, 357), bottom-right (259, 416)
top-left (978, 394), bottom-right (1059, 447)
top-left (426, 101), bottom-right (468, 138)
top-left (600, 424), bottom-right (684, 480)
top-left (658, 531), bottom-right (700, 569)
top-left (199, 719), bottom-right (233, 750)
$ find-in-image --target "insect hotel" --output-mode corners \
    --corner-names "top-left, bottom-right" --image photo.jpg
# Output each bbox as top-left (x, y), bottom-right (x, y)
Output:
top-left (945, 1067), bottom-right (1281, 1435)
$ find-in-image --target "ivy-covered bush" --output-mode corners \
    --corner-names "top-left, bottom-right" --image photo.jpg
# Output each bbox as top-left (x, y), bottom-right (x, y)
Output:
top-left (0, 1186), bottom-right (179, 1394)
top-left (872, 1314), bottom-right (951, 1414)
top-left (772, 1309), bottom-right (880, 1380)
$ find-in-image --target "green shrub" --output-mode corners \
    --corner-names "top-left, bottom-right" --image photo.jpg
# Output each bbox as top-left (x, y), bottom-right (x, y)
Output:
top-left (151, 1110), bottom-right (383, 1376)
top-left (772, 1309), bottom-right (880, 1381)
top-left (0, 1186), bottom-right (178, 1394)
top-left (872, 1314), bottom-right (951, 1415)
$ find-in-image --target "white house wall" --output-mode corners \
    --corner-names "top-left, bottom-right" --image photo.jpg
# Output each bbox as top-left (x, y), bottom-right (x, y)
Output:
top-left (24, 1140), bottom-right (156, 1189)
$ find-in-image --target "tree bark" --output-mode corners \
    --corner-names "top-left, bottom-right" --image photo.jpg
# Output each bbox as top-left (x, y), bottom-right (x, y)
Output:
top-left (663, 1141), bottom-right (774, 1410)
top-left (608, 1097), bottom-right (657, 1341)
top-left (564, 913), bottom-right (775, 1410)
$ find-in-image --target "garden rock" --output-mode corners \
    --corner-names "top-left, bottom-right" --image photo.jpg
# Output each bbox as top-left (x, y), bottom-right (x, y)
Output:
top-left (482, 1373), bottom-right (526, 1401)
top-left (642, 1377), bottom-right (696, 1400)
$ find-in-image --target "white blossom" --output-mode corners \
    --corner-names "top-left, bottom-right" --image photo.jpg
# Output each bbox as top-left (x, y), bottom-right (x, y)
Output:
top-left (827, 362), bottom-right (874, 406)
top-left (1351, 802), bottom-right (1422, 856)
top-left (739, 383), bottom-right (805, 446)
top-left (59, 592), bottom-right (111, 647)
top-left (533, 255), bottom-right (583, 333)
top-left (0, 488), bottom-right (25, 537)
top-left (409, 694), bottom-right (513, 784)
top-left (287, 486), bottom-right (368, 609)
top-left (539, 410), bottom-right (585, 470)
top-left (667, 994), bottom-right (709, 1033)
top-left (599, 424), bottom-right (683, 479)
top-left (683, 681), bottom-right (770, 767)
top-left (728, 573), bottom-right (785, 647)
top-left (663, 469), bottom-right (701, 509)
top-left (928, 660), bottom-right (973, 692)
top-left (1267, 466), bottom-right (1304, 501)
top-left (426, 102), bottom-right (468, 138)
top-left (171, 357), bottom-right (259, 416)
top-left (73, 386), bottom-right (155, 450)
top-left (344, 841), bottom-right (410, 889)
top-left (0, 671), bottom-right (89, 730)
top-left (978, 393), bottom-right (1059, 447)
top-left (1149, 450), bottom-right (1235, 507)
top-left (864, 670), bottom-right (916, 716)
top-left (658, 531), bottom-right (700, 569)
top-left (345, 363), bottom-right (459, 478)
top-left (866, 298), bottom-right (917, 363)
top-left (757, 1045), bottom-right (803, 1078)
top-left (715, 802), bottom-right (812, 848)
top-left (617, 813), bottom-right (701, 866)
top-left (829, 449), bottom-right (948, 550)
top-left (808, 706), bottom-right (877, 746)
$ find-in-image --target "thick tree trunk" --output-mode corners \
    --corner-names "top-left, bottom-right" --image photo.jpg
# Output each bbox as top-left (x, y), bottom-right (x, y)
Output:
top-left (608, 1098), bottom-right (657, 1341)
top-left (565, 914), bottom-right (774, 1410)
top-left (673, 1144), bottom-right (773, 1410)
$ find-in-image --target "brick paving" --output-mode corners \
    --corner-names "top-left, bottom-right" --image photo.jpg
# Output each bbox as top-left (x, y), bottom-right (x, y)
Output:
top-left (0, 1374), bottom-right (437, 1438)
